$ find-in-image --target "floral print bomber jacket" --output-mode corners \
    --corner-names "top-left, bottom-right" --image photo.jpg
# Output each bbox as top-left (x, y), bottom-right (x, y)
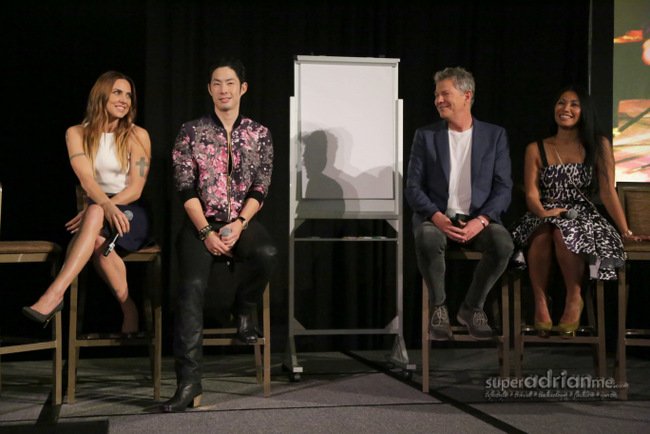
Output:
top-left (172, 112), bottom-right (273, 222)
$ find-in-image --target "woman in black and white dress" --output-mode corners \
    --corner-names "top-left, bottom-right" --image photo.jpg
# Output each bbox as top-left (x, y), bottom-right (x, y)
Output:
top-left (511, 85), bottom-right (645, 338)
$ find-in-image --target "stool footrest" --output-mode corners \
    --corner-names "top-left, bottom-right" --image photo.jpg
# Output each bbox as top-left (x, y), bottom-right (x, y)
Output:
top-left (76, 332), bottom-right (152, 340)
top-left (625, 329), bottom-right (650, 337)
top-left (203, 337), bottom-right (267, 346)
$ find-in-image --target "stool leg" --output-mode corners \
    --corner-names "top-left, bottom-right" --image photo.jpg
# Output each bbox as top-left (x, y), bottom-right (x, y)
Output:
top-left (51, 254), bottom-right (62, 405)
top-left (586, 282), bottom-right (606, 378)
top-left (146, 254), bottom-right (162, 401)
top-left (422, 280), bottom-right (430, 392)
top-left (615, 265), bottom-right (628, 400)
top-left (490, 290), bottom-right (506, 375)
top-left (67, 276), bottom-right (79, 404)
top-left (513, 277), bottom-right (523, 378)
top-left (53, 311), bottom-right (62, 405)
top-left (595, 281), bottom-right (606, 379)
top-left (250, 298), bottom-right (263, 384)
top-left (263, 284), bottom-right (271, 397)
top-left (153, 297), bottom-right (162, 401)
top-left (155, 254), bottom-right (162, 401)
top-left (499, 276), bottom-right (510, 378)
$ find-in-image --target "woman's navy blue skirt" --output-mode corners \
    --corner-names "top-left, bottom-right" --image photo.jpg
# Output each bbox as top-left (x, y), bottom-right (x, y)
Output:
top-left (89, 199), bottom-right (152, 252)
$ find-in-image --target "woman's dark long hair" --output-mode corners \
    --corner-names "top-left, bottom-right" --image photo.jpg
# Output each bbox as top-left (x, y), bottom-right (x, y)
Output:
top-left (553, 84), bottom-right (607, 195)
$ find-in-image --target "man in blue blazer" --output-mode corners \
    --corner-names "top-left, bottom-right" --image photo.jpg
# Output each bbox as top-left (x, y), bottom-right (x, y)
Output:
top-left (406, 67), bottom-right (514, 341)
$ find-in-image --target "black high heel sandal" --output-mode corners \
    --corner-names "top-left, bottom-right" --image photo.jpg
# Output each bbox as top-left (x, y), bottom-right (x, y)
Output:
top-left (22, 301), bottom-right (64, 328)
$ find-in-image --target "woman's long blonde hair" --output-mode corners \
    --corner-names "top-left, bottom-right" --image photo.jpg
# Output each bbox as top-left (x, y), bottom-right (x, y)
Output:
top-left (82, 71), bottom-right (139, 173)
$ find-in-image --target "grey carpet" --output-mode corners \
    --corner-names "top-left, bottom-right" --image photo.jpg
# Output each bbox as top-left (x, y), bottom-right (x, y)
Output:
top-left (1, 349), bottom-right (649, 433)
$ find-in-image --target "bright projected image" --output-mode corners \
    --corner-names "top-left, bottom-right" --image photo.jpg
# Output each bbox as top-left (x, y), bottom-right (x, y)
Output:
top-left (612, 0), bottom-right (650, 182)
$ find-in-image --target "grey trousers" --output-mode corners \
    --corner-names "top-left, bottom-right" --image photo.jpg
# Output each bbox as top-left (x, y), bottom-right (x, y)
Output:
top-left (414, 221), bottom-right (514, 310)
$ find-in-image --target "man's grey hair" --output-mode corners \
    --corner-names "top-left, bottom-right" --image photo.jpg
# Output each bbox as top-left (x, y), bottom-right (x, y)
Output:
top-left (434, 67), bottom-right (475, 106)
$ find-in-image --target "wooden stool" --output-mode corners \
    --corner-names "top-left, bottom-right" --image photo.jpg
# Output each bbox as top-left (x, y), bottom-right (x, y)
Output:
top-left (66, 245), bottom-right (162, 403)
top-left (0, 182), bottom-right (63, 405)
top-left (512, 274), bottom-right (606, 379)
top-left (203, 283), bottom-right (271, 397)
top-left (615, 182), bottom-right (650, 399)
top-left (421, 247), bottom-right (511, 392)
top-left (67, 185), bottom-right (162, 403)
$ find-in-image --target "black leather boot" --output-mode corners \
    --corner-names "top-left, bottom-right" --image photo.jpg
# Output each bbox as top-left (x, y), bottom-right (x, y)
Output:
top-left (234, 313), bottom-right (258, 344)
top-left (160, 383), bottom-right (202, 413)
top-left (231, 235), bottom-right (277, 344)
top-left (170, 279), bottom-right (206, 409)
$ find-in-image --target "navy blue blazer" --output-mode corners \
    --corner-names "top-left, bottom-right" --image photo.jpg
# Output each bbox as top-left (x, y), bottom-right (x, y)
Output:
top-left (405, 117), bottom-right (512, 227)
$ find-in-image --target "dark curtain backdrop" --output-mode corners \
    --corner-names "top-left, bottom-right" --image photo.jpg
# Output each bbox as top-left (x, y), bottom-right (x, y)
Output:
top-left (3, 1), bottom-right (628, 355)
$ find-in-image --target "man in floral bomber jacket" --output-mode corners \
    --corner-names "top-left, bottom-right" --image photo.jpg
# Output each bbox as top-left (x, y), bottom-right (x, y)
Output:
top-left (163, 57), bottom-right (278, 413)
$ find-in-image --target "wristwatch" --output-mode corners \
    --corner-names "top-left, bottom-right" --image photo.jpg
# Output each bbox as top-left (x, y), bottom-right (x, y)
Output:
top-left (237, 216), bottom-right (248, 230)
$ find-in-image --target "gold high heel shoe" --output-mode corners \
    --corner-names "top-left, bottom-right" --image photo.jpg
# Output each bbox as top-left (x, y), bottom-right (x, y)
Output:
top-left (534, 321), bottom-right (553, 338)
top-left (558, 298), bottom-right (584, 339)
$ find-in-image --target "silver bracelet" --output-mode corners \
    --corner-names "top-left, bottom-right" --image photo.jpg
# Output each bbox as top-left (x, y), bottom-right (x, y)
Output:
top-left (477, 217), bottom-right (487, 228)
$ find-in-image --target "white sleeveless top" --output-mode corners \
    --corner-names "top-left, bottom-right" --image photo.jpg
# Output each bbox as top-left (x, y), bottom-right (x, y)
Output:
top-left (94, 133), bottom-right (129, 194)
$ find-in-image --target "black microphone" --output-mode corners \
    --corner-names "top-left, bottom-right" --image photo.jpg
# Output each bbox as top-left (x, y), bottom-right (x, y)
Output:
top-left (560, 209), bottom-right (578, 220)
top-left (104, 210), bottom-right (133, 256)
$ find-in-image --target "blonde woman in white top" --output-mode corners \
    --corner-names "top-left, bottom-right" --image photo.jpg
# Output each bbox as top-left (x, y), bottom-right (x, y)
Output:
top-left (24, 71), bottom-right (151, 334)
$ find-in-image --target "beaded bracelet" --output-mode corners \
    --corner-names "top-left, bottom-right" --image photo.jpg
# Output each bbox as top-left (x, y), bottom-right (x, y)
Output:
top-left (198, 225), bottom-right (214, 240)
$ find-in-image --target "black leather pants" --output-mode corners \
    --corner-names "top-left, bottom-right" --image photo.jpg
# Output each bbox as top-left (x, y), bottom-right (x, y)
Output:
top-left (173, 217), bottom-right (278, 385)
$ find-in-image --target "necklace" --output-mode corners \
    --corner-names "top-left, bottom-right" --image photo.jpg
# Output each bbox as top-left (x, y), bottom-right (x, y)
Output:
top-left (550, 137), bottom-right (583, 165)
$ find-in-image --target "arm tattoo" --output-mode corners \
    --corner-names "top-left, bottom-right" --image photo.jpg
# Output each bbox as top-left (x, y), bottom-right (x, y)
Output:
top-left (69, 153), bottom-right (85, 161)
top-left (135, 157), bottom-right (149, 177)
